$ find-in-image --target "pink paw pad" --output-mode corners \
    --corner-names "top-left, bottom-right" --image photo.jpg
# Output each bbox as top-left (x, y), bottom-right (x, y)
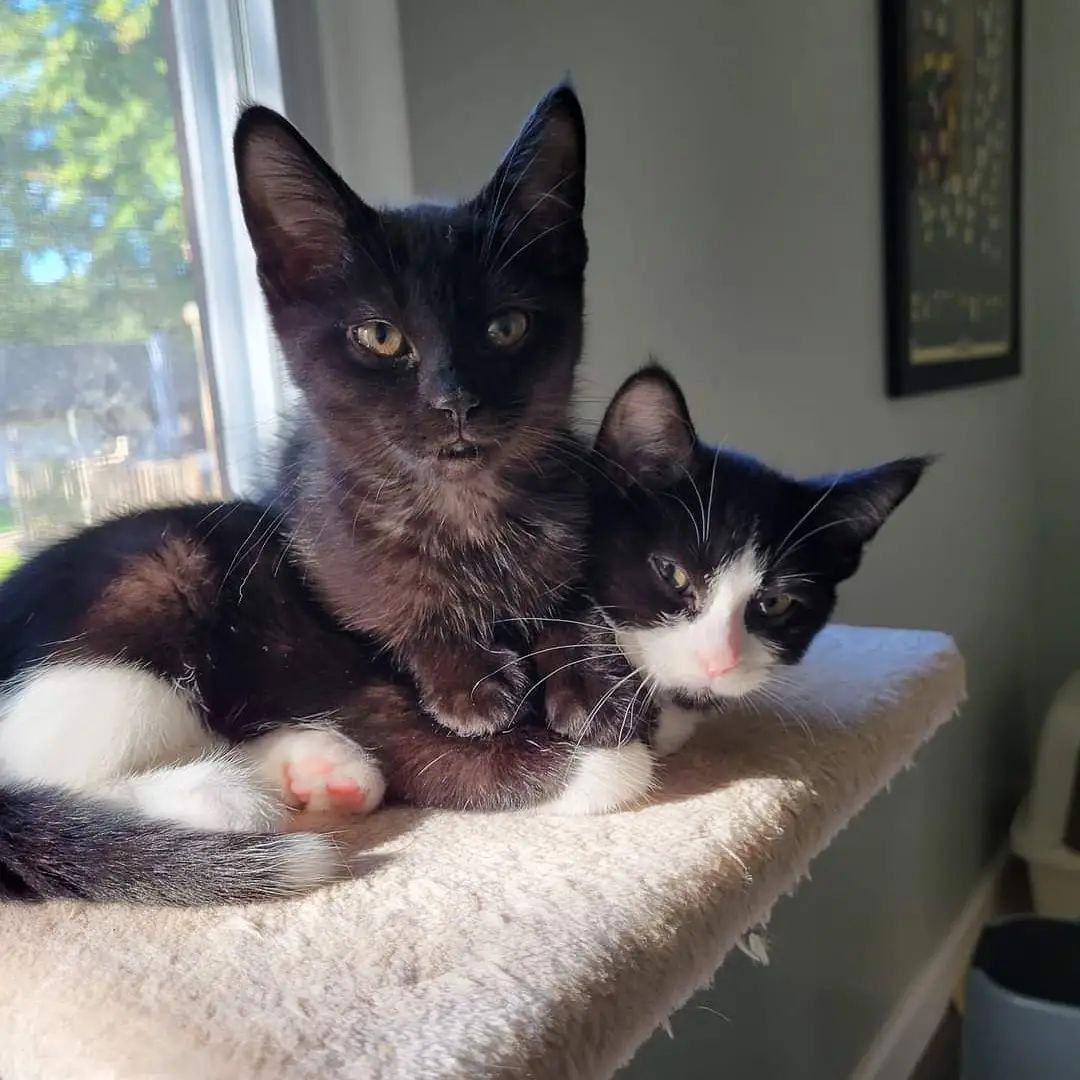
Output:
top-left (326, 778), bottom-right (366, 807)
top-left (283, 758), bottom-right (369, 812)
top-left (252, 728), bottom-right (386, 817)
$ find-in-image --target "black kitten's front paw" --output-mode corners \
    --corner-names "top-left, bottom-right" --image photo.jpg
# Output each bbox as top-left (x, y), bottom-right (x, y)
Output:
top-left (421, 647), bottom-right (531, 737)
top-left (544, 660), bottom-right (656, 747)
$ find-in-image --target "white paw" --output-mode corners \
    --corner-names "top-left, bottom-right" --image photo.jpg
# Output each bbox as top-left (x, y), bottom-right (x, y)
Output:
top-left (651, 704), bottom-right (703, 758)
top-left (108, 748), bottom-right (286, 833)
top-left (245, 727), bottom-right (386, 815)
top-left (541, 740), bottom-right (656, 815)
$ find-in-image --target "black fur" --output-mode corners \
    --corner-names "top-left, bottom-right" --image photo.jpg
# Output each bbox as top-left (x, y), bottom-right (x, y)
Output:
top-left (233, 86), bottom-right (614, 738)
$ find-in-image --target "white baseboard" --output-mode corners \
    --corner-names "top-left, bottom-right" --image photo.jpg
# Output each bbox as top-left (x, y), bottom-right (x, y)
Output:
top-left (850, 848), bottom-right (1009, 1080)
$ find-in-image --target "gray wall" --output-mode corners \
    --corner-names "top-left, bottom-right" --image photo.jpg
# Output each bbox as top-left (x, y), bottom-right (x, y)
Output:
top-left (398, 1), bottom-right (1036, 1076)
top-left (1025, 1), bottom-right (1080, 718)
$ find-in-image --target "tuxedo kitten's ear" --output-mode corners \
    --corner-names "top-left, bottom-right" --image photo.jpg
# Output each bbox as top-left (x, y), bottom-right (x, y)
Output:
top-left (234, 106), bottom-right (369, 299)
top-left (596, 364), bottom-right (697, 486)
top-left (815, 456), bottom-right (932, 546)
top-left (474, 83), bottom-right (586, 271)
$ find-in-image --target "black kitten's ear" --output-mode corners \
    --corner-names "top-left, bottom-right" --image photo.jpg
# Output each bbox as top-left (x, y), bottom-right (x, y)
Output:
top-left (818, 456), bottom-right (933, 544)
top-left (596, 363), bottom-right (697, 486)
top-left (474, 83), bottom-right (586, 271)
top-left (234, 106), bottom-right (367, 299)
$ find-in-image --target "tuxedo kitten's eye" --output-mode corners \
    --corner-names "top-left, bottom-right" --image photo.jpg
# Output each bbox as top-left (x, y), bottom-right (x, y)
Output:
top-left (651, 555), bottom-right (691, 594)
top-left (349, 320), bottom-right (407, 358)
top-left (486, 310), bottom-right (529, 348)
top-left (756, 591), bottom-right (796, 618)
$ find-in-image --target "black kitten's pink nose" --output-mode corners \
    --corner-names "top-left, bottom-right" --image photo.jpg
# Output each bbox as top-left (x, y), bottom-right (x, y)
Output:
top-left (431, 388), bottom-right (479, 430)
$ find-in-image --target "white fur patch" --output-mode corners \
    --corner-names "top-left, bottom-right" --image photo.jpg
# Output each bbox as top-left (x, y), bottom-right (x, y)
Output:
top-left (104, 749), bottom-right (287, 833)
top-left (620, 547), bottom-right (775, 699)
top-left (0, 662), bottom-right (212, 790)
top-left (651, 704), bottom-right (705, 757)
top-left (541, 741), bottom-right (656, 815)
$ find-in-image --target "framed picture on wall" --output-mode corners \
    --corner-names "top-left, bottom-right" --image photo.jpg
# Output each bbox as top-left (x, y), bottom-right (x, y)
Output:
top-left (880, 0), bottom-right (1022, 397)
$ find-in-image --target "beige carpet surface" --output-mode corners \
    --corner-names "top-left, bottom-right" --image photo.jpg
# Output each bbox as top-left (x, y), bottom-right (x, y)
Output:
top-left (0, 624), bottom-right (964, 1080)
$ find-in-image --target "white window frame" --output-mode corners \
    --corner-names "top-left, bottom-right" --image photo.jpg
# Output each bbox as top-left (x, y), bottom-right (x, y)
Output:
top-left (169, 0), bottom-right (291, 496)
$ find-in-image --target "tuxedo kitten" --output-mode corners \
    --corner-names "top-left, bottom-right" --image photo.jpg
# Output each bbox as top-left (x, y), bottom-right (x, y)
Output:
top-left (586, 365), bottom-right (929, 755)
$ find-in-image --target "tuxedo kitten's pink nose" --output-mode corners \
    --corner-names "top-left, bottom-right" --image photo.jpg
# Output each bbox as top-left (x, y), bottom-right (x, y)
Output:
top-left (699, 622), bottom-right (743, 679)
top-left (699, 652), bottom-right (738, 679)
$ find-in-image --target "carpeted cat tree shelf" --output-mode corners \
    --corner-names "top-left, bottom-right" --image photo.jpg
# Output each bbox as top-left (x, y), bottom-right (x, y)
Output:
top-left (0, 625), bottom-right (963, 1080)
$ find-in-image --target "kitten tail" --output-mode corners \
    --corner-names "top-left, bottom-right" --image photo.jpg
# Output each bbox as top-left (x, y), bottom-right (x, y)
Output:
top-left (0, 785), bottom-right (340, 905)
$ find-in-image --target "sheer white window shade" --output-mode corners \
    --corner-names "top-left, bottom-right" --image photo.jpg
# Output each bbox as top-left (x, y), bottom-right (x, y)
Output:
top-left (169, 0), bottom-right (291, 495)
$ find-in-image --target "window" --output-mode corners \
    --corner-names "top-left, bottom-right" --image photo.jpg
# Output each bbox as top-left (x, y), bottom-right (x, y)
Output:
top-left (0, 0), bottom-right (284, 582)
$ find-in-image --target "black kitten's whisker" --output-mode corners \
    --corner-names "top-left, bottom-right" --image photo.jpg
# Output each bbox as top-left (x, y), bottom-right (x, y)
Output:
top-left (236, 505), bottom-right (293, 602)
top-left (489, 171), bottom-right (576, 268)
top-left (195, 501), bottom-right (244, 536)
top-left (481, 144), bottom-right (541, 264)
top-left (493, 216), bottom-right (576, 277)
top-left (375, 214), bottom-right (398, 275)
top-left (216, 480), bottom-right (299, 598)
top-left (528, 428), bottom-right (627, 494)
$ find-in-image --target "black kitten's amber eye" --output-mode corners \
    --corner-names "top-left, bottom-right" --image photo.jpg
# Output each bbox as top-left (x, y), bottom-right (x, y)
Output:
top-left (349, 320), bottom-right (406, 358)
top-left (651, 555), bottom-right (691, 594)
top-left (486, 310), bottom-right (529, 348)
top-left (756, 592), bottom-right (795, 618)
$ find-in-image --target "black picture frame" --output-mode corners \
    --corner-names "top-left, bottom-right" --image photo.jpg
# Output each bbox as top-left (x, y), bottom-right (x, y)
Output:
top-left (880, 0), bottom-right (1022, 397)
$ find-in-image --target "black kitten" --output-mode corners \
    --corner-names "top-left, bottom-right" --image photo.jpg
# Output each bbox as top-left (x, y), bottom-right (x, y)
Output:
top-left (237, 87), bottom-right (611, 738)
top-left (0, 89), bottom-right (657, 906)
top-left (585, 364), bottom-right (929, 753)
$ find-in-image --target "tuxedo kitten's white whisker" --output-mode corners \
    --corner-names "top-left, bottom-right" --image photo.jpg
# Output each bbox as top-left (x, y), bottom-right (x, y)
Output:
top-left (583, 665), bottom-right (643, 732)
top-left (469, 642), bottom-right (621, 695)
top-left (664, 491), bottom-right (703, 546)
top-left (493, 616), bottom-right (616, 636)
top-left (704, 447), bottom-right (721, 544)
top-left (618, 671), bottom-right (651, 747)
top-left (679, 464), bottom-right (708, 546)
top-left (772, 478), bottom-right (839, 566)
top-left (752, 684), bottom-right (816, 744)
top-left (777, 516), bottom-right (862, 564)
top-left (508, 654), bottom-right (621, 726)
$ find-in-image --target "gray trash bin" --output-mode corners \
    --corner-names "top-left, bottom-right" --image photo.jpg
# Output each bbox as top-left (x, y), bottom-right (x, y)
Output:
top-left (962, 916), bottom-right (1080, 1079)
